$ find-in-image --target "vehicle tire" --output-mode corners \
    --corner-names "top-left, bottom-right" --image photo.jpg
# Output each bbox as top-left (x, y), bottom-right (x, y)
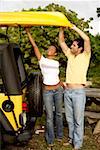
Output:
top-left (2, 134), bottom-right (16, 144)
top-left (27, 72), bottom-right (43, 117)
top-left (0, 128), bottom-right (4, 148)
top-left (0, 124), bottom-right (5, 148)
top-left (0, 125), bottom-right (16, 149)
top-left (0, 123), bottom-right (16, 145)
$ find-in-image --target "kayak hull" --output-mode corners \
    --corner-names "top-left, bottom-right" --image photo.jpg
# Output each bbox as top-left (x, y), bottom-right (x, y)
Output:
top-left (0, 11), bottom-right (72, 27)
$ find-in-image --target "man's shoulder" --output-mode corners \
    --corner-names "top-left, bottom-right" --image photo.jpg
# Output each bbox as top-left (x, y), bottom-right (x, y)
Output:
top-left (80, 51), bottom-right (91, 61)
top-left (82, 51), bottom-right (91, 57)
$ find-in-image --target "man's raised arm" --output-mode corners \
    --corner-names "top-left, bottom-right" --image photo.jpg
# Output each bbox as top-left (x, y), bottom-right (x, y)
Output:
top-left (59, 27), bottom-right (70, 55)
top-left (71, 25), bottom-right (91, 53)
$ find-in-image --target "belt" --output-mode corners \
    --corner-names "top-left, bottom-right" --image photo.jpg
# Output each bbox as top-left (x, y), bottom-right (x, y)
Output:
top-left (43, 81), bottom-right (62, 90)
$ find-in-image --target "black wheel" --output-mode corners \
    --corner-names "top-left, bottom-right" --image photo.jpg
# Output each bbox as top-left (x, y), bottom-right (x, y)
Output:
top-left (0, 128), bottom-right (3, 148)
top-left (27, 72), bottom-right (43, 117)
top-left (0, 122), bottom-right (16, 145)
top-left (0, 124), bottom-right (4, 148)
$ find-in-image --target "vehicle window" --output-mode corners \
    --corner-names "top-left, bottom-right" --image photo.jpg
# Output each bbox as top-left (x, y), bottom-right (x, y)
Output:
top-left (13, 46), bottom-right (27, 88)
top-left (17, 55), bottom-right (26, 86)
top-left (0, 75), bottom-right (5, 93)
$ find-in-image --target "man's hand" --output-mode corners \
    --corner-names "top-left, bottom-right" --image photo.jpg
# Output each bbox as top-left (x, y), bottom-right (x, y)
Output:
top-left (25, 27), bottom-right (30, 33)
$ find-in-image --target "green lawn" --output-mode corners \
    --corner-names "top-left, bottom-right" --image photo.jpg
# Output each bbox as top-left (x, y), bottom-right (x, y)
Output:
top-left (24, 116), bottom-right (100, 150)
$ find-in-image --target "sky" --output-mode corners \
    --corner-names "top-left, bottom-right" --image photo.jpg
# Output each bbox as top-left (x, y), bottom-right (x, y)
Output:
top-left (0, 0), bottom-right (100, 35)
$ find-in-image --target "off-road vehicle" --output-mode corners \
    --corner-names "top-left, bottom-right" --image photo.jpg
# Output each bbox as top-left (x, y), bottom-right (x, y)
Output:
top-left (0, 33), bottom-right (43, 146)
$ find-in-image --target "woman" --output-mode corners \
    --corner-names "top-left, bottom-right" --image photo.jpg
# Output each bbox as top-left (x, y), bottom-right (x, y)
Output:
top-left (25, 28), bottom-right (63, 150)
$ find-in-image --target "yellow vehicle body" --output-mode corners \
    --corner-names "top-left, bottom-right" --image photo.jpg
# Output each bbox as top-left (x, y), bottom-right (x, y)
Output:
top-left (0, 41), bottom-right (43, 144)
top-left (0, 11), bottom-right (72, 27)
top-left (0, 94), bottom-right (22, 130)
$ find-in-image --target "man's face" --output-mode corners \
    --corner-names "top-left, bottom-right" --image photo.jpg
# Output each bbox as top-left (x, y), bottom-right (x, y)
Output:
top-left (47, 46), bottom-right (57, 56)
top-left (70, 41), bottom-right (81, 55)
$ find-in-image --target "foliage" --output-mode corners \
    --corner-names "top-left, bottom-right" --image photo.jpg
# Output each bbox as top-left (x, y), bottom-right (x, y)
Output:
top-left (0, 3), bottom-right (100, 86)
top-left (97, 7), bottom-right (100, 17)
top-left (88, 34), bottom-right (100, 87)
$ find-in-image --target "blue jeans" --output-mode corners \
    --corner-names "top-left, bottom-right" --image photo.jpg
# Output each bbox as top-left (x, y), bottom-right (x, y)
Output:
top-left (43, 86), bottom-right (63, 144)
top-left (64, 88), bottom-right (86, 149)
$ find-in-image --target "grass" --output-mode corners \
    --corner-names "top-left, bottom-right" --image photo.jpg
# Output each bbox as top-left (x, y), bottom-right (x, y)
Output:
top-left (23, 115), bottom-right (100, 150)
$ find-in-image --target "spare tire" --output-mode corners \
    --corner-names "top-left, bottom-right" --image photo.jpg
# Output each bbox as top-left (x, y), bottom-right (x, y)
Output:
top-left (27, 72), bottom-right (43, 117)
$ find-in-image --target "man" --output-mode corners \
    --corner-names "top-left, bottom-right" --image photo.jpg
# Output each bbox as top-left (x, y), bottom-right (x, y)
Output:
top-left (25, 28), bottom-right (63, 150)
top-left (59, 25), bottom-right (91, 150)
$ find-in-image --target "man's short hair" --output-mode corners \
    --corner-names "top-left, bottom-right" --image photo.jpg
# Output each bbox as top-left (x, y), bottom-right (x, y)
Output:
top-left (74, 38), bottom-right (84, 52)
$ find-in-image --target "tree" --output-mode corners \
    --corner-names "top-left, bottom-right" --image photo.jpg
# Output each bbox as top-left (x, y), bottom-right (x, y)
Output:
top-left (88, 34), bottom-right (100, 87)
top-left (0, 3), bottom-right (100, 86)
top-left (97, 8), bottom-right (100, 17)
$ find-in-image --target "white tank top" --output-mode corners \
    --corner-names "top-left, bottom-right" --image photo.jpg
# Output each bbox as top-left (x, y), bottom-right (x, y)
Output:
top-left (39, 56), bottom-right (60, 85)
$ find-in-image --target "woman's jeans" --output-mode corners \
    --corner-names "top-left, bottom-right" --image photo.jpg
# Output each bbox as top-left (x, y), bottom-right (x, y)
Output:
top-left (43, 86), bottom-right (63, 144)
top-left (64, 88), bottom-right (86, 149)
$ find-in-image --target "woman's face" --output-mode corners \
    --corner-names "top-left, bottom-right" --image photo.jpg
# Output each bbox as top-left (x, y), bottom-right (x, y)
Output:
top-left (47, 45), bottom-right (57, 56)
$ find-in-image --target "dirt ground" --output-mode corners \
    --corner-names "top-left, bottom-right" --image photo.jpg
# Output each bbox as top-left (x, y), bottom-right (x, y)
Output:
top-left (2, 118), bottom-right (100, 150)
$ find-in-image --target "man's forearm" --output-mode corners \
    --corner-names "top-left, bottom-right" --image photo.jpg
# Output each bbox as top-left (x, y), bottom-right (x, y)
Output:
top-left (59, 27), bottom-right (70, 54)
top-left (71, 25), bottom-right (90, 41)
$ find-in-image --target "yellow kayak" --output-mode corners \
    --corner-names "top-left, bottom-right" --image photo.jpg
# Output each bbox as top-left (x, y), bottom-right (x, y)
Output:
top-left (0, 11), bottom-right (72, 27)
